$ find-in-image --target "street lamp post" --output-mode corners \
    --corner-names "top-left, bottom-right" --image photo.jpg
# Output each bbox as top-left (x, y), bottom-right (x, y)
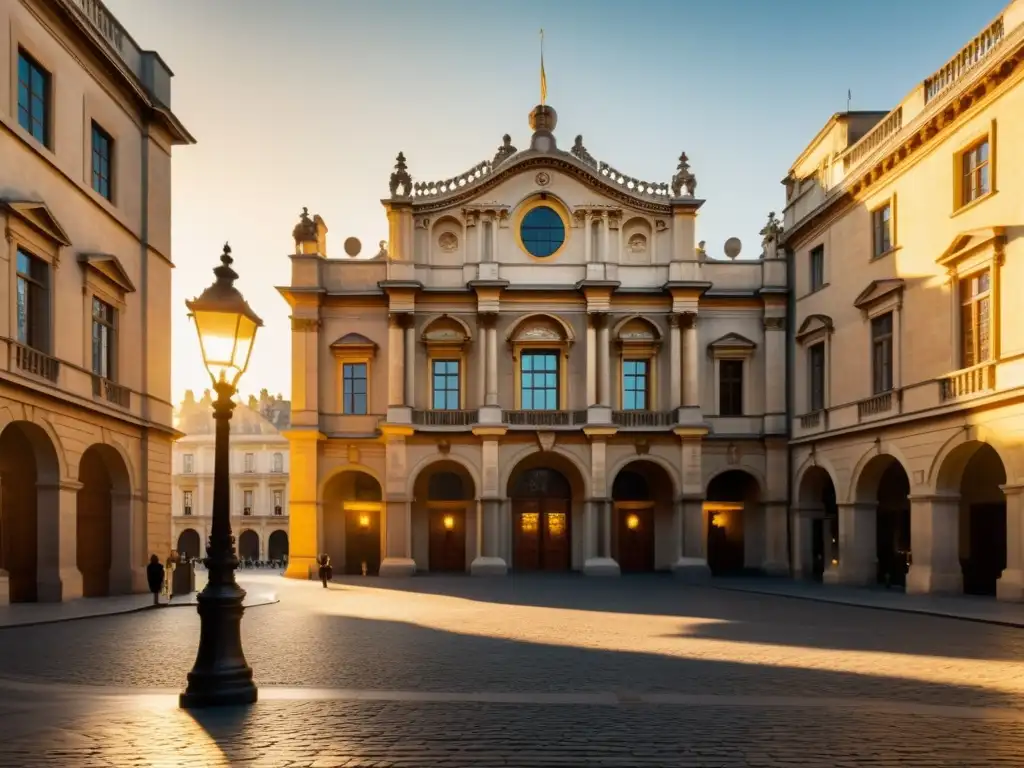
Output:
top-left (179, 243), bottom-right (263, 709)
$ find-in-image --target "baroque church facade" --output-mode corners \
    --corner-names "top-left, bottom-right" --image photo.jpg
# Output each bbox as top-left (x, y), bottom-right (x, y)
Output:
top-left (279, 104), bottom-right (789, 580)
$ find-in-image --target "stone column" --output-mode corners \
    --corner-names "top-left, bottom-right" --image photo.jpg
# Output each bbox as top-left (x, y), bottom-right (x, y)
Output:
top-left (672, 498), bottom-right (710, 581)
top-left (388, 313), bottom-right (405, 407)
top-left (669, 313), bottom-right (682, 409)
top-left (404, 321), bottom-right (416, 409)
top-left (790, 509), bottom-right (814, 580)
top-left (285, 431), bottom-right (324, 580)
top-left (485, 318), bottom-right (499, 407)
top-left (998, 484), bottom-right (1024, 601)
top-left (906, 494), bottom-right (962, 595)
top-left (586, 315), bottom-right (597, 406)
top-left (36, 480), bottom-right (84, 602)
top-left (597, 314), bottom-right (610, 407)
top-left (835, 502), bottom-right (876, 586)
top-left (682, 313), bottom-right (699, 408)
top-left (763, 317), bottom-right (786, 425)
top-left (472, 439), bottom-right (507, 575)
top-left (584, 211), bottom-right (594, 263)
top-left (109, 489), bottom-right (135, 594)
top-left (762, 501), bottom-right (789, 575)
top-left (583, 499), bottom-right (619, 576)
top-left (379, 498), bottom-right (416, 577)
top-left (475, 321), bottom-right (487, 407)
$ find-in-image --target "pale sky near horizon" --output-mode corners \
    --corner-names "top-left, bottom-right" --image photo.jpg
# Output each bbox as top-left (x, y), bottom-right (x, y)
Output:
top-left (101, 0), bottom-right (1006, 404)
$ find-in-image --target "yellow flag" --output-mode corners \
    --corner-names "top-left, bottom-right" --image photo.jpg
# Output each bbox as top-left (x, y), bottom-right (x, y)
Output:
top-left (540, 29), bottom-right (547, 104)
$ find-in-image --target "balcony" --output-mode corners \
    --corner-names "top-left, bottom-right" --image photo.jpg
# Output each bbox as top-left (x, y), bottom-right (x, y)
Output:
top-left (612, 410), bottom-right (676, 428)
top-left (502, 410), bottom-right (587, 427)
top-left (939, 362), bottom-right (996, 402)
top-left (800, 411), bottom-right (823, 429)
top-left (183, 507), bottom-right (192, 517)
top-left (857, 390), bottom-right (897, 420)
top-left (12, 343), bottom-right (60, 383)
top-left (412, 409), bottom-right (479, 427)
top-left (92, 375), bottom-right (131, 408)
top-left (924, 16), bottom-right (1005, 104)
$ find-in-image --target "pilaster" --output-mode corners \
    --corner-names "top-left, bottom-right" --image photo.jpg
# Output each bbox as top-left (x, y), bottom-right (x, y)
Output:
top-left (283, 429), bottom-right (325, 580)
top-left (997, 484), bottom-right (1024, 601)
top-left (762, 501), bottom-right (789, 575)
top-left (906, 494), bottom-right (963, 595)
top-left (471, 438), bottom-right (507, 575)
top-left (790, 508), bottom-right (814, 580)
top-left (37, 480), bottom-right (83, 602)
top-left (682, 312), bottom-right (699, 408)
top-left (668, 313), bottom-right (682, 408)
top-left (835, 502), bottom-right (877, 586)
top-left (762, 315), bottom-right (787, 434)
top-left (289, 316), bottom-right (321, 428)
top-left (672, 497), bottom-right (710, 581)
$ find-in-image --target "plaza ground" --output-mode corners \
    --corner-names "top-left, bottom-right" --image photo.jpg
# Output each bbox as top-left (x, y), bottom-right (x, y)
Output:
top-left (0, 573), bottom-right (1022, 766)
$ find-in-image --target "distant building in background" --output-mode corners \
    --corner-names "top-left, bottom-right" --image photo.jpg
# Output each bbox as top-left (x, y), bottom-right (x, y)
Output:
top-left (171, 389), bottom-right (291, 563)
top-left (784, 1), bottom-right (1024, 601)
top-left (0, 0), bottom-right (193, 603)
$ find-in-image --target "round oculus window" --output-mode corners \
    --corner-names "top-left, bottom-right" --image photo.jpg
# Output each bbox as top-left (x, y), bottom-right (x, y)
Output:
top-left (520, 206), bottom-right (565, 258)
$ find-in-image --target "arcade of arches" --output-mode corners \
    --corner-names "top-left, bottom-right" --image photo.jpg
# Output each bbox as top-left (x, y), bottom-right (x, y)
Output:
top-left (794, 441), bottom-right (1019, 598)
top-left (0, 420), bottom-right (138, 603)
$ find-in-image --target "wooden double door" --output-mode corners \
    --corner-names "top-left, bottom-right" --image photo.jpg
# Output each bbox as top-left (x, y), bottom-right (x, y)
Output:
top-left (428, 505), bottom-right (467, 573)
top-left (513, 498), bottom-right (570, 572)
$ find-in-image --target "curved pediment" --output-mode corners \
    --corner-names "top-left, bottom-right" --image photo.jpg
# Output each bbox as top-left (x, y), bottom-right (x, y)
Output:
top-left (614, 315), bottom-right (662, 342)
top-left (330, 333), bottom-right (378, 356)
top-left (506, 312), bottom-right (575, 344)
top-left (795, 314), bottom-right (834, 341)
top-left (421, 314), bottom-right (473, 344)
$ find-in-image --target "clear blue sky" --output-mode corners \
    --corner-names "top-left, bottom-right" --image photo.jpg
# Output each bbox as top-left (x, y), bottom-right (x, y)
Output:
top-left (102, 0), bottom-right (1007, 401)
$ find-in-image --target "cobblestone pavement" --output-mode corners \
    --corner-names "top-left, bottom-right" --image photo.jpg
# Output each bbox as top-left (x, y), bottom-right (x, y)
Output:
top-left (0, 574), bottom-right (1022, 766)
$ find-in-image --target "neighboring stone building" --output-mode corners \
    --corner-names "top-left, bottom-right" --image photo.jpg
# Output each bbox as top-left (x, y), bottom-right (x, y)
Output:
top-left (784, 1), bottom-right (1024, 600)
top-left (0, 0), bottom-right (193, 602)
top-left (279, 104), bottom-right (789, 580)
top-left (171, 390), bottom-right (291, 563)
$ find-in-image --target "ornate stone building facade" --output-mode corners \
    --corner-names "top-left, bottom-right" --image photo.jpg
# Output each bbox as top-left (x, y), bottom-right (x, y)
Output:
top-left (279, 105), bottom-right (788, 579)
top-left (0, 0), bottom-right (192, 602)
top-left (171, 390), bottom-right (291, 564)
top-left (785, 0), bottom-right (1024, 601)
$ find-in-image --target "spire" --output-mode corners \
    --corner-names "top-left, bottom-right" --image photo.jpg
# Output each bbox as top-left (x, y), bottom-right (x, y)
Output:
top-left (540, 29), bottom-right (547, 106)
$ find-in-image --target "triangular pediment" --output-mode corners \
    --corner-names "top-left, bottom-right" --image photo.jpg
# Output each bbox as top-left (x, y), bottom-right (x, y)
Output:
top-left (795, 314), bottom-right (834, 341)
top-left (78, 252), bottom-right (137, 293)
top-left (853, 279), bottom-right (904, 310)
top-left (330, 333), bottom-right (377, 349)
top-left (1, 200), bottom-right (72, 246)
top-left (708, 332), bottom-right (756, 350)
top-left (936, 227), bottom-right (1005, 268)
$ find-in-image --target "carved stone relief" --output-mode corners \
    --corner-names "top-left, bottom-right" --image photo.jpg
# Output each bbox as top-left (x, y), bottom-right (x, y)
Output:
top-left (535, 172), bottom-right (551, 187)
top-left (438, 232), bottom-right (459, 253)
top-left (519, 327), bottom-right (562, 341)
top-left (627, 234), bottom-right (648, 254)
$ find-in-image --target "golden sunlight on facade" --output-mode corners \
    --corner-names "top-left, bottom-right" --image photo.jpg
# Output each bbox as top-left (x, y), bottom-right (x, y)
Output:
top-left (279, 105), bottom-right (790, 581)
top-left (0, 0), bottom-right (193, 602)
top-left (785, 0), bottom-right (1024, 601)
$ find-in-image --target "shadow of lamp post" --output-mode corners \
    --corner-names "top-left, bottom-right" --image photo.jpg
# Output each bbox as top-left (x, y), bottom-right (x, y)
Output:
top-left (179, 242), bottom-right (263, 709)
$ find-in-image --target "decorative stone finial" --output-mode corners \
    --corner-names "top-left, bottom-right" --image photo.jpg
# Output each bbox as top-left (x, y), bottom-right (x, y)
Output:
top-left (528, 104), bottom-right (558, 152)
top-left (375, 240), bottom-right (388, 259)
top-left (570, 135), bottom-right (596, 167)
top-left (292, 207), bottom-right (317, 253)
top-left (389, 152), bottom-right (412, 198)
top-left (671, 152), bottom-right (697, 198)
top-left (696, 240), bottom-right (707, 260)
top-left (760, 211), bottom-right (784, 247)
top-left (492, 134), bottom-right (517, 168)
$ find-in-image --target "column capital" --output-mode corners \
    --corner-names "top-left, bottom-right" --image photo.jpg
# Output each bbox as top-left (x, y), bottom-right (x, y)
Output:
top-left (999, 483), bottom-right (1024, 496)
top-left (683, 311), bottom-right (698, 329)
top-left (668, 312), bottom-right (682, 328)
top-left (291, 317), bottom-right (321, 333)
top-left (388, 311), bottom-right (412, 328)
top-left (588, 311), bottom-right (609, 328)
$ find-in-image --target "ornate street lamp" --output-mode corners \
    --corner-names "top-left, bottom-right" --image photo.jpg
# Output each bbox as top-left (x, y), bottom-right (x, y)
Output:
top-left (180, 243), bottom-right (263, 709)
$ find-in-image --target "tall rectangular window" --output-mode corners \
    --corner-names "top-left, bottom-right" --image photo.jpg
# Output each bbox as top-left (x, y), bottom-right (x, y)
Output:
top-left (718, 360), bottom-right (744, 416)
top-left (273, 490), bottom-right (283, 515)
top-left (871, 313), bottom-right (894, 394)
top-left (809, 245), bottom-right (824, 292)
top-left (521, 351), bottom-right (559, 410)
top-left (244, 453), bottom-right (254, 473)
top-left (91, 122), bottom-right (113, 200)
top-left (960, 269), bottom-right (991, 368)
top-left (809, 343), bottom-right (826, 412)
top-left (432, 359), bottom-right (460, 409)
top-left (183, 454), bottom-right (194, 474)
top-left (872, 203), bottom-right (892, 257)
top-left (243, 489), bottom-right (253, 515)
top-left (183, 490), bottom-right (193, 516)
top-left (17, 49), bottom-right (49, 146)
top-left (961, 139), bottom-right (990, 206)
top-left (622, 359), bottom-right (649, 410)
top-left (272, 452), bottom-right (283, 473)
top-left (16, 249), bottom-right (49, 351)
top-left (342, 362), bottom-right (368, 414)
top-left (91, 297), bottom-right (116, 379)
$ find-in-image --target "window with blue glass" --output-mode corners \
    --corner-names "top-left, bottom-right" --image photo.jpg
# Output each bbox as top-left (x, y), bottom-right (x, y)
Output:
top-left (521, 351), bottom-right (559, 410)
top-left (17, 49), bottom-right (50, 146)
top-left (91, 122), bottom-right (113, 200)
top-left (622, 360), bottom-right (649, 410)
top-left (519, 206), bottom-right (565, 258)
top-left (342, 362), bottom-right (367, 414)
top-left (432, 359), bottom-right (460, 409)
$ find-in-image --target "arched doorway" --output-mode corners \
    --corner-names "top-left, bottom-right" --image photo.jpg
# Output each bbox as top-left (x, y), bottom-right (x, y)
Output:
top-left (413, 461), bottom-right (475, 573)
top-left (936, 441), bottom-right (1008, 596)
top-left (855, 455), bottom-right (911, 587)
top-left (611, 461), bottom-right (674, 573)
top-left (268, 530), bottom-right (289, 562)
top-left (509, 467), bottom-right (572, 572)
top-left (797, 466), bottom-right (838, 582)
top-left (705, 470), bottom-right (759, 576)
top-left (76, 444), bottom-right (130, 597)
top-left (323, 470), bottom-right (383, 575)
top-left (177, 528), bottom-right (202, 560)
top-left (238, 529), bottom-right (259, 561)
top-left (0, 421), bottom-right (60, 603)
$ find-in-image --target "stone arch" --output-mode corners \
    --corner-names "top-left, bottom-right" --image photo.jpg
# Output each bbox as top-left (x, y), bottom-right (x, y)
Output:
top-left (705, 469), bottom-right (762, 576)
top-left (0, 420), bottom-right (62, 602)
top-left (0, 407), bottom-right (67, 483)
top-left (238, 529), bottom-right (260, 561)
top-left (847, 442), bottom-right (913, 503)
top-left (504, 312), bottom-right (576, 344)
top-left (268, 529), bottom-right (289, 562)
top-left (610, 458), bottom-right (676, 572)
top-left (611, 314), bottom-right (663, 341)
top-left (419, 313), bottom-right (474, 342)
top-left (930, 428), bottom-right (1017, 493)
top-left (794, 462), bottom-right (839, 581)
top-left (607, 452), bottom-right (680, 499)
top-left (411, 458), bottom-right (477, 573)
top-left (77, 443), bottom-right (133, 596)
top-left (501, 444), bottom-right (591, 500)
top-left (511, 190), bottom-right (574, 218)
top-left (705, 464), bottom-right (768, 498)
top-left (322, 468), bottom-right (383, 575)
top-left (849, 450), bottom-right (912, 586)
top-left (406, 451), bottom-right (481, 500)
top-left (318, 463), bottom-right (383, 500)
top-left (177, 528), bottom-right (202, 560)
top-left (793, 455), bottom-right (840, 503)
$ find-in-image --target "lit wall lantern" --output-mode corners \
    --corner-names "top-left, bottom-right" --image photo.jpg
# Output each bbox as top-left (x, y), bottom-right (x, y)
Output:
top-left (442, 514), bottom-right (455, 531)
top-left (358, 513), bottom-right (371, 529)
top-left (625, 513), bottom-right (640, 530)
top-left (711, 513), bottom-right (727, 529)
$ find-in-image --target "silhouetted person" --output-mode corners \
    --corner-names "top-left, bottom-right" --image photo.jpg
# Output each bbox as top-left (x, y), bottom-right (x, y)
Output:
top-left (317, 553), bottom-right (332, 588)
top-left (147, 554), bottom-right (165, 606)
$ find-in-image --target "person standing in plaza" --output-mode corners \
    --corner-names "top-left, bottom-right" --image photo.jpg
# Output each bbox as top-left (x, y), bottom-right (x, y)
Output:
top-left (317, 553), bottom-right (333, 588)
top-left (146, 555), bottom-right (165, 606)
